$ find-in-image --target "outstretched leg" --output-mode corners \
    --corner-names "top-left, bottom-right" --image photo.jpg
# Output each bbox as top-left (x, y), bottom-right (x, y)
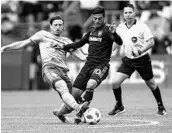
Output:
top-left (53, 86), bottom-right (85, 123)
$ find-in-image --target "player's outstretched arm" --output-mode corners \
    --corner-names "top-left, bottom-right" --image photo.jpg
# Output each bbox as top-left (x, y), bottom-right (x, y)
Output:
top-left (113, 32), bottom-right (123, 46)
top-left (63, 40), bottom-right (86, 52)
top-left (141, 37), bottom-right (154, 53)
top-left (1, 39), bottom-right (34, 53)
top-left (63, 32), bottom-right (89, 52)
top-left (112, 42), bottom-right (120, 52)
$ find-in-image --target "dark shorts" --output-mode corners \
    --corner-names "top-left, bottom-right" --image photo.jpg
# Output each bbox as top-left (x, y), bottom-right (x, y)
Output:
top-left (42, 65), bottom-right (72, 91)
top-left (73, 63), bottom-right (109, 91)
top-left (117, 54), bottom-right (154, 81)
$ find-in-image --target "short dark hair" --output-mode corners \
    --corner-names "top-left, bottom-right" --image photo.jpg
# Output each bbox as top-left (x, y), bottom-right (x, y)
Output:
top-left (49, 15), bottom-right (64, 25)
top-left (123, 3), bottom-right (135, 10)
top-left (92, 6), bottom-right (105, 17)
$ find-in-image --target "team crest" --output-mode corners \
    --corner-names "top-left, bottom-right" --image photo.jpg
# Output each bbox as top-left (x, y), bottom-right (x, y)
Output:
top-left (51, 73), bottom-right (57, 77)
top-left (98, 31), bottom-right (102, 37)
top-left (131, 37), bottom-right (138, 43)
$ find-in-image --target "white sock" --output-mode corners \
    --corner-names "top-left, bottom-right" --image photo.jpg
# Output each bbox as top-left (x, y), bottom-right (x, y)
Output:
top-left (61, 92), bottom-right (80, 112)
top-left (57, 103), bottom-right (73, 115)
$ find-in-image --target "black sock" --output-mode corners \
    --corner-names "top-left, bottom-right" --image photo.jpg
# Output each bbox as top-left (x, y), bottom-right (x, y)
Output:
top-left (112, 87), bottom-right (122, 106)
top-left (151, 86), bottom-right (164, 107)
top-left (83, 89), bottom-right (94, 102)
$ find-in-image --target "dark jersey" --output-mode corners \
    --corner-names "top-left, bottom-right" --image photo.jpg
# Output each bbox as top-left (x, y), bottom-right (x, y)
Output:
top-left (64, 23), bottom-right (122, 65)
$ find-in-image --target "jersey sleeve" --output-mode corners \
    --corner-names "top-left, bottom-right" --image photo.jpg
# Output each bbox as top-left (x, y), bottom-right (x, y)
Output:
top-left (29, 31), bottom-right (43, 44)
top-left (109, 25), bottom-right (123, 46)
top-left (63, 32), bottom-right (89, 51)
top-left (143, 24), bottom-right (154, 41)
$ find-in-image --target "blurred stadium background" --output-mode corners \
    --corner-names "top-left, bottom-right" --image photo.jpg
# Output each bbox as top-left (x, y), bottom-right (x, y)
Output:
top-left (1, 1), bottom-right (172, 133)
top-left (1, 0), bottom-right (172, 90)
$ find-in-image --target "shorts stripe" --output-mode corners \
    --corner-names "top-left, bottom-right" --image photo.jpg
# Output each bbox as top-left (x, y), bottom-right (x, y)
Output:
top-left (100, 66), bottom-right (108, 78)
top-left (44, 68), bottom-right (53, 84)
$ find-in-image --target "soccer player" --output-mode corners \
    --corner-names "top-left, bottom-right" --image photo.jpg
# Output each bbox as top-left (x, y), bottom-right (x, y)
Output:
top-left (108, 4), bottom-right (167, 116)
top-left (55, 6), bottom-right (123, 124)
top-left (1, 15), bottom-right (89, 123)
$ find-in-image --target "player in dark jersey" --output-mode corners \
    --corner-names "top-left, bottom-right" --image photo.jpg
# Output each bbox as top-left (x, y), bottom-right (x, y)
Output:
top-left (61, 6), bottom-right (122, 123)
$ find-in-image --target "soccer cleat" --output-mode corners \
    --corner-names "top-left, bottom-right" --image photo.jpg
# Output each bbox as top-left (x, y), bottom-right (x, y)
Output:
top-left (53, 109), bottom-right (70, 123)
top-left (108, 104), bottom-right (125, 116)
top-left (74, 116), bottom-right (82, 124)
top-left (157, 106), bottom-right (167, 116)
top-left (75, 102), bottom-right (89, 124)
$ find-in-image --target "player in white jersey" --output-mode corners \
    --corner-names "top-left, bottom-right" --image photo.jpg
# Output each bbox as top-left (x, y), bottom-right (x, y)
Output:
top-left (108, 4), bottom-right (166, 116)
top-left (1, 15), bottom-right (89, 123)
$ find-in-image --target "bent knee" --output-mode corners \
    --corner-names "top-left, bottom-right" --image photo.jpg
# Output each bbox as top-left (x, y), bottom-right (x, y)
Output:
top-left (112, 79), bottom-right (122, 89)
top-left (145, 78), bottom-right (157, 90)
top-left (87, 79), bottom-right (97, 89)
top-left (54, 80), bottom-right (69, 95)
top-left (112, 72), bottom-right (128, 89)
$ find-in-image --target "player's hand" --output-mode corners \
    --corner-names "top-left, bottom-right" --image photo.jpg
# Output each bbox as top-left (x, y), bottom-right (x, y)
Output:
top-left (63, 45), bottom-right (75, 52)
top-left (109, 21), bottom-right (117, 33)
top-left (132, 49), bottom-right (142, 57)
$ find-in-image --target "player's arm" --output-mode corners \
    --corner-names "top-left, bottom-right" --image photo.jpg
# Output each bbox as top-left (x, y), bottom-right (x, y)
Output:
top-left (1, 39), bottom-right (35, 53)
top-left (112, 42), bottom-right (120, 52)
top-left (132, 37), bottom-right (154, 57)
top-left (109, 22), bottom-right (123, 46)
top-left (63, 32), bottom-right (89, 52)
top-left (140, 37), bottom-right (154, 54)
top-left (138, 24), bottom-right (155, 55)
top-left (1, 31), bottom-right (41, 53)
top-left (132, 24), bottom-right (155, 57)
top-left (112, 32), bottom-right (123, 46)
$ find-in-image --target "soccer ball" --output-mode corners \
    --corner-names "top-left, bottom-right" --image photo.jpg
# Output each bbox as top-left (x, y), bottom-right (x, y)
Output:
top-left (83, 108), bottom-right (101, 125)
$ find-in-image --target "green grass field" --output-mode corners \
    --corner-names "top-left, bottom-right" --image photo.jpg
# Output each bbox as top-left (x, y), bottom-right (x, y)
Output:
top-left (1, 86), bottom-right (172, 133)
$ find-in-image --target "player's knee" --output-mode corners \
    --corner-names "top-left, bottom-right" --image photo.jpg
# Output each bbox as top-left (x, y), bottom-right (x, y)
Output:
top-left (87, 79), bottom-right (97, 89)
top-left (145, 78), bottom-right (157, 90)
top-left (54, 80), bottom-right (69, 95)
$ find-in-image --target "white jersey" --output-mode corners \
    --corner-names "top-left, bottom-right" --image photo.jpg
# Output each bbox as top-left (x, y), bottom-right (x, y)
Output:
top-left (116, 20), bottom-right (153, 59)
top-left (30, 30), bottom-right (72, 70)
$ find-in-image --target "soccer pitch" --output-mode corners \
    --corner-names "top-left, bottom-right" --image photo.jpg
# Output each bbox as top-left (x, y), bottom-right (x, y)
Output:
top-left (1, 86), bottom-right (172, 133)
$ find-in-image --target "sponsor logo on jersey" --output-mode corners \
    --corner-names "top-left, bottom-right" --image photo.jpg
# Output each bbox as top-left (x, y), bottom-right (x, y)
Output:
top-left (51, 73), bottom-right (57, 77)
top-left (131, 36), bottom-right (138, 43)
top-left (98, 31), bottom-right (103, 37)
top-left (89, 36), bottom-right (102, 42)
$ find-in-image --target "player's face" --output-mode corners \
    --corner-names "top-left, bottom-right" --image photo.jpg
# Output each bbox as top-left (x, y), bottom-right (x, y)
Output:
top-left (92, 14), bottom-right (104, 28)
top-left (50, 19), bottom-right (64, 36)
top-left (123, 7), bottom-right (135, 22)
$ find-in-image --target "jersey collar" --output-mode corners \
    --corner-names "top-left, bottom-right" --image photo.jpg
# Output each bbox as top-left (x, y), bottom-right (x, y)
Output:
top-left (125, 19), bottom-right (137, 29)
